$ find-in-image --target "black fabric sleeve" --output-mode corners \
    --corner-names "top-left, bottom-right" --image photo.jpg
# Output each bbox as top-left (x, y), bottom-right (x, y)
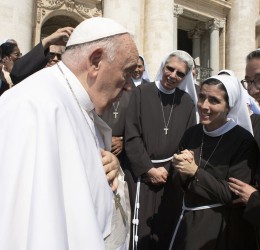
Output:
top-left (124, 88), bottom-right (154, 177)
top-left (243, 191), bottom-right (260, 227)
top-left (10, 42), bottom-right (50, 84)
top-left (187, 138), bottom-right (259, 204)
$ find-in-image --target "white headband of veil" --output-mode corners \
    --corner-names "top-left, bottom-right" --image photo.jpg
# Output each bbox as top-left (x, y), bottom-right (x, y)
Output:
top-left (155, 50), bottom-right (199, 123)
top-left (218, 69), bottom-right (236, 77)
top-left (218, 69), bottom-right (260, 115)
top-left (208, 75), bottom-right (253, 135)
top-left (139, 55), bottom-right (150, 81)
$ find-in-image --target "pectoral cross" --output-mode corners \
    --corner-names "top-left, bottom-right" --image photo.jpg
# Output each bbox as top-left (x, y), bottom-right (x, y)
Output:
top-left (164, 127), bottom-right (169, 135)
top-left (113, 111), bottom-right (118, 118)
top-left (114, 193), bottom-right (127, 226)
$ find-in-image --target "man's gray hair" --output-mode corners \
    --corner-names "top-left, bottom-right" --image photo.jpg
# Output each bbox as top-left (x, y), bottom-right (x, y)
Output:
top-left (63, 35), bottom-right (121, 67)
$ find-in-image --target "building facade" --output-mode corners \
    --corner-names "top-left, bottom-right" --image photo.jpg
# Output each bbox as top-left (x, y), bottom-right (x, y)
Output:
top-left (0, 0), bottom-right (259, 80)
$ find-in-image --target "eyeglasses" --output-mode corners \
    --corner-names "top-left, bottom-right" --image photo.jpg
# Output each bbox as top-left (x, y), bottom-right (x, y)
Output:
top-left (164, 65), bottom-right (186, 79)
top-left (49, 52), bottom-right (62, 60)
top-left (241, 78), bottom-right (260, 90)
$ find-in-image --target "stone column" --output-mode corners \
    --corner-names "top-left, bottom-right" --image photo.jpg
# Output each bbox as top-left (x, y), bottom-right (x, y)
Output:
top-left (143, 0), bottom-right (174, 80)
top-left (188, 28), bottom-right (203, 66)
top-left (0, 0), bottom-right (35, 53)
top-left (173, 5), bottom-right (183, 50)
top-left (207, 19), bottom-right (224, 75)
top-left (103, 0), bottom-right (143, 53)
top-left (226, 0), bottom-right (259, 79)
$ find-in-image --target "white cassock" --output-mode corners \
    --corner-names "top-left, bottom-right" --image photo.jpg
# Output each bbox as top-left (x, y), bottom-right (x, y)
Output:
top-left (0, 62), bottom-right (114, 250)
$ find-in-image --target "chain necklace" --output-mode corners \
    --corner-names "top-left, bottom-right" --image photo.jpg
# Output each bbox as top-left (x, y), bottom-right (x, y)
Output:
top-left (159, 91), bottom-right (175, 135)
top-left (199, 133), bottom-right (223, 168)
top-left (112, 101), bottom-right (120, 118)
top-left (56, 63), bottom-right (98, 147)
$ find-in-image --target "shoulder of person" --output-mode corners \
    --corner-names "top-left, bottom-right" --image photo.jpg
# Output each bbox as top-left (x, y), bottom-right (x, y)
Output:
top-left (175, 87), bottom-right (196, 106)
top-left (230, 125), bottom-right (256, 142)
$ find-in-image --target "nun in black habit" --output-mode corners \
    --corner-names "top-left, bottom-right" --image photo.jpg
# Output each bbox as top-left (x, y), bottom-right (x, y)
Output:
top-left (124, 50), bottom-right (198, 249)
top-left (171, 75), bottom-right (260, 250)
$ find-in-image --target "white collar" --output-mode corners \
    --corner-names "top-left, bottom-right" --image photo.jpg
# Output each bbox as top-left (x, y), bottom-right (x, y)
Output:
top-left (132, 78), bottom-right (142, 87)
top-left (57, 62), bottom-right (94, 114)
top-left (155, 80), bottom-right (176, 94)
top-left (203, 118), bottom-right (237, 137)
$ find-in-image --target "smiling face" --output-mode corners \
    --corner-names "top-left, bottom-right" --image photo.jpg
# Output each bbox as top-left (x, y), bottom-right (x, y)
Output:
top-left (198, 82), bottom-right (230, 132)
top-left (161, 56), bottom-right (188, 90)
top-left (132, 57), bottom-right (145, 80)
top-left (2, 44), bottom-right (21, 73)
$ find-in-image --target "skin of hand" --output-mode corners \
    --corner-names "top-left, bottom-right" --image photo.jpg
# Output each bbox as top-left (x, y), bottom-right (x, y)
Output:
top-left (100, 148), bottom-right (120, 192)
top-left (111, 136), bottom-right (123, 156)
top-left (172, 149), bottom-right (198, 177)
top-left (228, 177), bottom-right (258, 204)
top-left (42, 27), bottom-right (74, 49)
top-left (146, 167), bottom-right (168, 185)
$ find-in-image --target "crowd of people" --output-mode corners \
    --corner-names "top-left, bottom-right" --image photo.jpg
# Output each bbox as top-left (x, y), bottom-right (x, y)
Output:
top-left (0, 17), bottom-right (259, 250)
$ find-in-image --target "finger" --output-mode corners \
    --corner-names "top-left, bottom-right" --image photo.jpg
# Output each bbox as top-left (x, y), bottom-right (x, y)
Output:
top-left (180, 149), bottom-right (189, 154)
top-left (188, 150), bottom-right (194, 156)
top-left (228, 177), bottom-right (245, 186)
top-left (102, 154), bottom-right (112, 167)
top-left (229, 186), bottom-right (241, 197)
top-left (112, 148), bottom-right (121, 156)
top-left (111, 144), bottom-right (119, 150)
top-left (111, 177), bottom-right (118, 192)
top-left (173, 154), bottom-right (184, 161)
top-left (228, 182), bottom-right (241, 192)
top-left (106, 169), bottom-right (118, 182)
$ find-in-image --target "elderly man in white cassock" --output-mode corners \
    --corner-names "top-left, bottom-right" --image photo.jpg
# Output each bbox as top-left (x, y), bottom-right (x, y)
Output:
top-left (0, 17), bottom-right (138, 250)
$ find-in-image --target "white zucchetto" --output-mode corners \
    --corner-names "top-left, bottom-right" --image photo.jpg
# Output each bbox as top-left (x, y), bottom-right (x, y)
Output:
top-left (66, 17), bottom-right (128, 47)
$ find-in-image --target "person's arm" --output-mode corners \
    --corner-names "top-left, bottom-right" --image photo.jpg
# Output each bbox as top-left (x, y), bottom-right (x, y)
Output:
top-left (175, 138), bottom-right (259, 204)
top-left (124, 88), bottom-right (154, 177)
top-left (244, 191), bottom-right (260, 227)
top-left (124, 88), bottom-right (168, 184)
top-left (10, 27), bottom-right (74, 84)
top-left (228, 177), bottom-right (260, 227)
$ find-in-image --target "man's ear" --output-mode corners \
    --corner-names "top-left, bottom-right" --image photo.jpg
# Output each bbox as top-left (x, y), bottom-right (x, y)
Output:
top-left (89, 48), bottom-right (103, 71)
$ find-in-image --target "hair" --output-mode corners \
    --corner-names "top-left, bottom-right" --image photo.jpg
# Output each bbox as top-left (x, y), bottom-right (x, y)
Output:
top-left (246, 49), bottom-right (260, 61)
top-left (0, 42), bottom-right (17, 58)
top-left (201, 78), bottom-right (229, 105)
top-left (165, 51), bottom-right (193, 74)
top-left (63, 34), bottom-right (123, 69)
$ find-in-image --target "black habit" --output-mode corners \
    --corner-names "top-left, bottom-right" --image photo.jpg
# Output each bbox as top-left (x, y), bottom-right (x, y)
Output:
top-left (101, 80), bottom-right (149, 164)
top-left (171, 124), bottom-right (260, 250)
top-left (124, 82), bottom-right (196, 249)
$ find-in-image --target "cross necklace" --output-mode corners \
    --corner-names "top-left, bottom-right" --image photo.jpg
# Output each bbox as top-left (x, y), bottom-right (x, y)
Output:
top-left (159, 91), bottom-right (175, 135)
top-left (112, 101), bottom-right (119, 118)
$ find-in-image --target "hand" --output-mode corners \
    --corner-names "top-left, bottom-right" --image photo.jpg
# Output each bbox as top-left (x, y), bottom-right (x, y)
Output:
top-left (172, 149), bottom-right (198, 177)
top-left (228, 177), bottom-right (257, 204)
top-left (146, 167), bottom-right (168, 185)
top-left (42, 27), bottom-right (74, 49)
top-left (111, 136), bottom-right (123, 156)
top-left (100, 148), bottom-right (120, 192)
